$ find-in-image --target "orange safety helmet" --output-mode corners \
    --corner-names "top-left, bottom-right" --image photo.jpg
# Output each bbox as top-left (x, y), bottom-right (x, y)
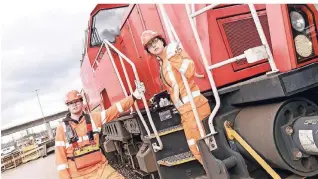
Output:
top-left (64, 90), bottom-right (83, 104)
top-left (140, 30), bottom-right (162, 47)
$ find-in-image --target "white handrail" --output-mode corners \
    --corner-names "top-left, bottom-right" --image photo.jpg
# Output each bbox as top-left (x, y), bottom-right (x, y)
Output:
top-left (105, 45), bottom-right (134, 114)
top-left (92, 43), bottom-right (104, 72)
top-left (181, 75), bottom-right (206, 137)
top-left (208, 54), bottom-right (246, 70)
top-left (158, 4), bottom-right (174, 42)
top-left (190, 4), bottom-right (218, 18)
top-left (105, 44), bottom-right (130, 100)
top-left (118, 57), bottom-right (136, 112)
top-left (118, 54), bottom-right (150, 135)
top-left (103, 40), bottom-right (163, 152)
top-left (185, 4), bottom-right (219, 135)
top-left (248, 4), bottom-right (279, 73)
top-left (191, 4), bottom-right (196, 26)
top-left (158, 4), bottom-right (206, 138)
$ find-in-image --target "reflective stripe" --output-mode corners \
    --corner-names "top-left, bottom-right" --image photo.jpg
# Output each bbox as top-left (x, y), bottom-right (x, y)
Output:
top-left (61, 123), bottom-right (71, 148)
top-left (167, 62), bottom-right (177, 86)
top-left (174, 100), bottom-right (184, 109)
top-left (175, 90), bottom-right (201, 108)
top-left (62, 123), bottom-right (67, 132)
top-left (95, 127), bottom-right (101, 133)
top-left (55, 141), bottom-right (65, 147)
top-left (90, 114), bottom-right (101, 132)
top-left (179, 59), bottom-right (191, 75)
top-left (82, 135), bottom-right (89, 141)
top-left (101, 110), bottom-right (107, 124)
top-left (57, 164), bottom-right (68, 171)
top-left (187, 139), bottom-right (196, 146)
top-left (181, 90), bottom-right (201, 104)
top-left (116, 102), bottom-right (123, 113)
top-left (166, 41), bottom-right (180, 59)
top-left (167, 62), bottom-right (180, 107)
top-left (101, 110), bottom-right (107, 121)
top-left (78, 135), bottom-right (89, 143)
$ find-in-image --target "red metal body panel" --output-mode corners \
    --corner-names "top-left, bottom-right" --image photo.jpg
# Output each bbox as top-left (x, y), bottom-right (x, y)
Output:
top-left (80, 54), bottom-right (102, 110)
top-left (80, 4), bottom-right (318, 111)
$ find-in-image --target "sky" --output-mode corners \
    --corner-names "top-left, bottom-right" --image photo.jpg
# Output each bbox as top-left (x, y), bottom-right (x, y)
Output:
top-left (1, 1), bottom-right (101, 133)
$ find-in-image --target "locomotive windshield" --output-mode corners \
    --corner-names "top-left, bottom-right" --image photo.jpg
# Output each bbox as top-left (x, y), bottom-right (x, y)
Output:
top-left (90, 6), bottom-right (128, 46)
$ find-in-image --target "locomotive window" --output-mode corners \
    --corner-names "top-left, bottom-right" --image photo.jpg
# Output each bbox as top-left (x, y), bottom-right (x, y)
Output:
top-left (90, 6), bottom-right (128, 46)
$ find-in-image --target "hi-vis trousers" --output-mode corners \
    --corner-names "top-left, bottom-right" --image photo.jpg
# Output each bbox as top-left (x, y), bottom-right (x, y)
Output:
top-left (73, 163), bottom-right (124, 179)
top-left (181, 103), bottom-right (211, 165)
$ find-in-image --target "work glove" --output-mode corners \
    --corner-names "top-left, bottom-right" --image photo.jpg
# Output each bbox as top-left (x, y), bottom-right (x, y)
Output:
top-left (159, 98), bottom-right (172, 107)
top-left (132, 81), bottom-right (145, 100)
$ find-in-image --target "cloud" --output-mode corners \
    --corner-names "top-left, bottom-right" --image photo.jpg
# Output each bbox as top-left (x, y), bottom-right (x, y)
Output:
top-left (1, 64), bottom-right (82, 129)
top-left (1, 2), bottom-right (96, 128)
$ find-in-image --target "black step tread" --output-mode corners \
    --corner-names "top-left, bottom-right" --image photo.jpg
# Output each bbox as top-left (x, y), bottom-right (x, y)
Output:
top-left (146, 124), bottom-right (183, 139)
top-left (157, 151), bottom-right (196, 166)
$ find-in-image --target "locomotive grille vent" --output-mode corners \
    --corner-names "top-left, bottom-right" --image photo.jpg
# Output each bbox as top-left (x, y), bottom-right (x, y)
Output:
top-left (222, 13), bottom-right (273, 71)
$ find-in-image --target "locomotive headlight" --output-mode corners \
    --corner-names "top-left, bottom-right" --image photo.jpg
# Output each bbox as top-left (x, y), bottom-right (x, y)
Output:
top-left (290, 11), bottom-right (306, 32)
top-left (294, 34), bottom-right (313, 57)
top-left (288, 5), bottom-right (317, 63)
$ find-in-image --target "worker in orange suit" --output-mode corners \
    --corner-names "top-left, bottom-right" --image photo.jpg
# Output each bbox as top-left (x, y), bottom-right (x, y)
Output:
top-left (55, 84), bottom-right (145, 179)
top-left (140, 30), bottom-right (211, 165)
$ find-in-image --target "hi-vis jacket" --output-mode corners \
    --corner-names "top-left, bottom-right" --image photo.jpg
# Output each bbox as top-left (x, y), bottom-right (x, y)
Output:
top-left (159, 41), bottom-right (208, 114)
top-left (55, 96), bottom-right (134, 179)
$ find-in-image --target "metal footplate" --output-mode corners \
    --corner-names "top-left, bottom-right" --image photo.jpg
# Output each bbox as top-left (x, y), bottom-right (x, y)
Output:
top-left (146, 124), bottom-right (183, 139)
top-left (157, 151), bottom-right (196, 166)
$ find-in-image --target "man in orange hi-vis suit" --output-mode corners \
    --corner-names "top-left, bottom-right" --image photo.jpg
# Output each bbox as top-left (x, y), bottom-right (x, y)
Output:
top-left (140, 30), bottom-right (211, 165)
top-left (55, 84), bottom-right (145, 179)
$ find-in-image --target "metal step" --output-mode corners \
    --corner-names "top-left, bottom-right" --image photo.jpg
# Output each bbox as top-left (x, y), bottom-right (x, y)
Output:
top-left (157, 151), bottom-right (196, 166)
top-left (194, 175), bottom-right (208, 179)
top-left (146, 124), bottom-right (183, 139)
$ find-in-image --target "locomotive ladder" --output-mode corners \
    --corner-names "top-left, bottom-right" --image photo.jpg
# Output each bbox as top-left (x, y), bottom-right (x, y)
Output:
top-left (92, 39), bottom-right (163, 152)
top-left (158, 4), bottom-right (279, 149)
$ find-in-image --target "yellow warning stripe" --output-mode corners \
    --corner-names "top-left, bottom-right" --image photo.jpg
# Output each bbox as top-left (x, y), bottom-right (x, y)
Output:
top-left (149, 125), bottom-right (184, 139)
top-left (74, 144), bottom-right (99, 156)
top-left (224, 121), bottom-right (281, 179)
top-left (157, 157), bottom-right (196, 167)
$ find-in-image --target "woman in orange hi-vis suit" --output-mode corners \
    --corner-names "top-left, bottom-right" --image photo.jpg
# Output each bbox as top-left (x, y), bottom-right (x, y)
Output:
top-left (55, 84), bottom-right (145, 179)
top-left (140, 30), bottom-right (211, 165)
